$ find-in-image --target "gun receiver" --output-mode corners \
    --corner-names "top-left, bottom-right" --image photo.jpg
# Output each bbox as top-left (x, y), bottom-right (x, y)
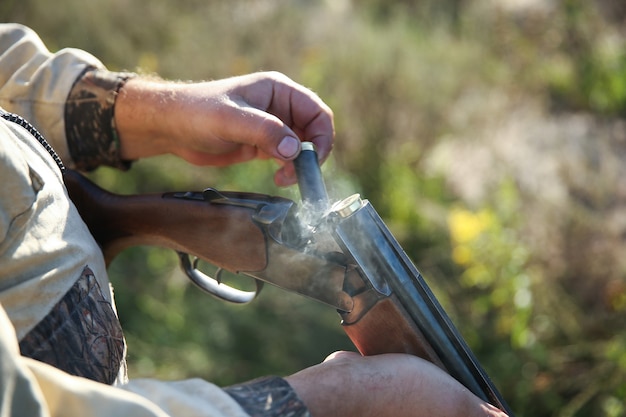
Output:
top-left (63, 169), bottom-right (351, 308)
top-left (63, 143), bottom-right (513, 416)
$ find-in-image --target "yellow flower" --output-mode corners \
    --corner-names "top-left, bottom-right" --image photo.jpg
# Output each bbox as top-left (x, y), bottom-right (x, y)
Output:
top-left (448, 208), bottom-right (494, 245)
top-left (452, 244), bottom-right (473, 266)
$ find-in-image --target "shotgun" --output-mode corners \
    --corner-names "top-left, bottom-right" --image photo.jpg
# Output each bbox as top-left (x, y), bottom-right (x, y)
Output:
top-left (63, 143), bottom-right (514, 416)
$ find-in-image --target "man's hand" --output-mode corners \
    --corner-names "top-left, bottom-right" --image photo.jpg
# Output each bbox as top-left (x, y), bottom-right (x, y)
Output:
top-left (286, 352), bottom-right (510, 417)
top-left (114, 71), bottom-right (334, 186)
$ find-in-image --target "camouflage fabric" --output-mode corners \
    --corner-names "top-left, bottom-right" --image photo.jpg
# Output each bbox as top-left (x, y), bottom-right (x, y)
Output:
top-left (19, 266), bottom-right (126, 385)
top-left (224, 376), bottom-right (310, 417)
top-left (65, 68), bottom-right (136, 171)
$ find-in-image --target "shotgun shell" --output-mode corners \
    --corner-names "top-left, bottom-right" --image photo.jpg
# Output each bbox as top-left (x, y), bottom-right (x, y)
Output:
top-left (294, 142), bottom-right (329, 213)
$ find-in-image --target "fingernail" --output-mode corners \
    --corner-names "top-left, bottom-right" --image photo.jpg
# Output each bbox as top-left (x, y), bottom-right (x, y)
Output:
top-left (277, 136), bottom-right (300, 159)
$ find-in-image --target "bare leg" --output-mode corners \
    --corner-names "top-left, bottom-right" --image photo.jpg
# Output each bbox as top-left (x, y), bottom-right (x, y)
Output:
top-left (285, 352), bottom-right (508, 417)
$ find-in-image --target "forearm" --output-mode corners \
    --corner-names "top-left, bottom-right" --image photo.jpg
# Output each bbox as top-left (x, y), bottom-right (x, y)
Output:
top-left (113, 72), bottom-right (334, 180)
top-left (112, 76), bottom-right (266, 165)
top-left (113, 77), bottom-right (190, 161)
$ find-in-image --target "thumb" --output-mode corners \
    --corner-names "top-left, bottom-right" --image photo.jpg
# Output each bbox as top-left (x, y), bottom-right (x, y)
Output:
top-left (276, 135), bottom-right (301, 160)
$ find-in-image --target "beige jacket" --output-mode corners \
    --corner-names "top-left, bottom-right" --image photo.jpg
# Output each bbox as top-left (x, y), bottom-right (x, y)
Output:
top-left (0, 23), bottom-right (247, 417)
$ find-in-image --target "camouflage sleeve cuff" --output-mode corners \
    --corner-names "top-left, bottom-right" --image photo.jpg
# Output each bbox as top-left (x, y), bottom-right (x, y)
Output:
top-left (223, 376), bottom-right (310, 417)
top-left (64, 68), bottom-right (137, 171)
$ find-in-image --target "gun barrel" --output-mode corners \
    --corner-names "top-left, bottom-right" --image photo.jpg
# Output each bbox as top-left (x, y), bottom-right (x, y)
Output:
top-left (329, 196), bottom-right (514, 416)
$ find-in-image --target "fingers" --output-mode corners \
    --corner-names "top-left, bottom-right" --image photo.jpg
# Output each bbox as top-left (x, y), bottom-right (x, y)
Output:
top-left (274, 163), bottom-right (297, 187)
top-left (260, 73), bottom-right (334, 186)
top-left (214, 72), bottom-right (334, 186)
top-left (261, 72), bottom-right (335, 163)
top-left (231, 72), bottom-right (334, 162)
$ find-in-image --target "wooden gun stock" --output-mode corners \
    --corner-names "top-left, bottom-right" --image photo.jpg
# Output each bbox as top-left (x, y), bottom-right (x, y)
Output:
top-left (62, 169), bottom-right (266, 271)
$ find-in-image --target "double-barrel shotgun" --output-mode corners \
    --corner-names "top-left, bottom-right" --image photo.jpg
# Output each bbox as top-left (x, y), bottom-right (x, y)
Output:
top-left (63, 142), bottom-right (514, 416)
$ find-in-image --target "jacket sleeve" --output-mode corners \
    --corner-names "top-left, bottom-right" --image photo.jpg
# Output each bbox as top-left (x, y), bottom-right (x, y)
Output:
top-left (0, 23), bottom-right (103, 166)
top-left (0, 303), bottom-right (248, 417)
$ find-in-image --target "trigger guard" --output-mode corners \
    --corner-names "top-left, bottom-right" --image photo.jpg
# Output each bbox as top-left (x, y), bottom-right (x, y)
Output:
top-left (178, 252), bottom-right (263, 304)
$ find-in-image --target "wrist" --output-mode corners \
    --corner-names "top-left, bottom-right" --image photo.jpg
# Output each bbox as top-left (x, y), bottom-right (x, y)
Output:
top-left (114, 77), bottom-right (183, 160)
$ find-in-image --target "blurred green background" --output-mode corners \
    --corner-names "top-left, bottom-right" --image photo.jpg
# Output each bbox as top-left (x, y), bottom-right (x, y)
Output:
top-left (2, 1), bottom-right (625, 416)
